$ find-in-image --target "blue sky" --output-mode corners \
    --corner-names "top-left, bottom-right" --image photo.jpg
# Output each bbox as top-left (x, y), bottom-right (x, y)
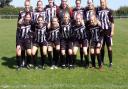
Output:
top-left (10, 0), bottom-right (128, 10)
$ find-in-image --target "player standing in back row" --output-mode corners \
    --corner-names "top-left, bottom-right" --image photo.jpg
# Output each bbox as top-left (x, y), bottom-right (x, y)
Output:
top-left (96, 0), bottom-right (114, 68)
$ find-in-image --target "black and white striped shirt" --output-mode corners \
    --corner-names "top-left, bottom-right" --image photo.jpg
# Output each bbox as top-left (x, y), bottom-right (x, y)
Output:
top-left (60, 22), bottom-right (72, 39)
top-left (34, 23), bottom-right (47, 43)
top-left (33, 11), bottom-right (46, 22)
top-left (84, 7), bottom-right (95, 21)
top-left (73, 7), bottom-right (84, 20)
top-left (18, 10), bottom-right (33, 21)
top-left (17, 24), bottom-right (32, 40)
top-left (72, 25), bottom-right (87, 40)
top-left (89, 24), bottom-right (102, 42)
top-left (96, 7), bottom-right (114, 30)
top-left (45, 5), bottom-right (58, 23)
top-left (47, 27), bottom-right (60, 41)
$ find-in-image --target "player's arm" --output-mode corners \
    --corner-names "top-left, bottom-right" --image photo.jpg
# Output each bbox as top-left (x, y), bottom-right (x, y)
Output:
top-left (109, 9), bottom-right (114, 36)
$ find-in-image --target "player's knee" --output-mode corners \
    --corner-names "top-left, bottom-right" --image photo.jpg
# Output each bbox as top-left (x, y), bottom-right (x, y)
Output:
top-left (96, 48), bottom-right (100, 54)
top-left (27, 49), bottom-right (32, 55)
top-left (48, 46), bottom-right (53, 52)
top-left (83, 47), bottom-right (88, 55)
top-left (32, 47), bottom-right (37, 55)
top-left (90, 48), bottom-right (94, 54)
top-left (16, 46), bottom-right (21, 56)
top-left (16, 51), bottom-right (21, 56)
top-left (68, 49), bottom-right (72, 55)
top-left (73, 47), bottom-right (78, 55)
top-left (56, 45), bottom-right (60, 51)
top-left (61, 50), bottom-right (65, 55)
top-left (43, 46), bottom-right (47, 55)
top-left (108, 46), bottom-right (112, 51)
top-left (43, 50), bottom-right (47, 55)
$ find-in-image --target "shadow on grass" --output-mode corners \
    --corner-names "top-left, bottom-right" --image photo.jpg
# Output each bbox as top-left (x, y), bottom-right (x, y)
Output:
top-left (1, 56), bottom-right (16, 69)
top-left (1, 56), bottom-right (92, 69)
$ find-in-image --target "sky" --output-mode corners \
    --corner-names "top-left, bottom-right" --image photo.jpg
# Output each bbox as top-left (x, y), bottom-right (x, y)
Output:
top-left (10, 0), bottom-right (128, 10)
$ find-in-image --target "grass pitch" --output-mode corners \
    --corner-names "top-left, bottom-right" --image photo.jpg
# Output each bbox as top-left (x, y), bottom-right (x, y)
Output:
top-left (0, 19), bottom-right (128, 89)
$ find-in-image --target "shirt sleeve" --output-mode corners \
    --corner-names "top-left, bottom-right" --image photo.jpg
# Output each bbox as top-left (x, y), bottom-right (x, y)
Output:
top-left (108, 9), bottom-right (114, 23)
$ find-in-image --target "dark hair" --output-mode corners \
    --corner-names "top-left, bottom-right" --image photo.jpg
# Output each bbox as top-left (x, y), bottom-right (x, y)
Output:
top-left (25, 12), bottom-right (31, 18)
top-left (37, 15), bottom-right (45, 21)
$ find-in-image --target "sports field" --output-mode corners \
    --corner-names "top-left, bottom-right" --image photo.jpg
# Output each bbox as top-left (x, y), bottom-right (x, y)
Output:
top-left (0, 19), bottom-right (128, 89)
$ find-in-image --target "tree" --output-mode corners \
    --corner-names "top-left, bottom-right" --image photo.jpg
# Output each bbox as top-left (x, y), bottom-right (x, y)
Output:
top-left (0, 0), bottom-right (12, 8)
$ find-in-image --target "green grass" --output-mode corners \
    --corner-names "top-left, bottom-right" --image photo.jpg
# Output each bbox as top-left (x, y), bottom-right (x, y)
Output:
top-left (0, 19), bottom-right (128, 89)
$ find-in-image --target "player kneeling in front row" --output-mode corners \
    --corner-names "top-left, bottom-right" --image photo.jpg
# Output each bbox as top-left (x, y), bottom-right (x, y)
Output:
top-left (31, 15), bottom-right (47, 69)
top-left (47, 17), bottom-right (60, 69)
top-left (16, 13), bottom-right (33, 70)
top-left (72, 13), bottom-right (89, 68)
top-left (89, 14), bottom-right (103, 70)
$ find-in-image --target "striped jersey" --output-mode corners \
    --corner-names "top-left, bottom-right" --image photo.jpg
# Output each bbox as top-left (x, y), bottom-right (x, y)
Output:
top-left (96, 7), bottom-right (114, 30)
top-left (34, 23), bottom-right (47, 43)
top-left (47, 27), bottom-right (60, 41)
top-left (45, 5), bottom-right (58, 23)
top-left (72, 25), bottom-right (87, 40)
top-left (60, 22), bottom-right (72, 39)
top-left (89, 24), bottom-right (102, 42)
top-left (73, 7), bottom-right (84, 20)
top-left (33, 11), bottom-right (46, 22)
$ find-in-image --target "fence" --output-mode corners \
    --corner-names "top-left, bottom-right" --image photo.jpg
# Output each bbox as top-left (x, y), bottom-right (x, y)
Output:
top-left (0, 15), bottom-right (18, 19)
top-left (0, 15), bottom-right (128, 19)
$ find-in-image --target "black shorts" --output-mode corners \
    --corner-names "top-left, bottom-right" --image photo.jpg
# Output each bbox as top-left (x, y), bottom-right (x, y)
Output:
top-left (60, 39), bottom-right (73, 50)
top-left (16, 39), bottom-right (32, 50)
top-left (48, 40), bottom-right (60, 46)
top-left (102, 29), bottom-right (112, 47)
top-left (33, 41), bottom-right (47, 47)
top-left (103, 35), bottom-right (112, 47)
top-left (90, 41), bottom-right (101, 48)
top-left (73, 39), bottom-right (88, 47)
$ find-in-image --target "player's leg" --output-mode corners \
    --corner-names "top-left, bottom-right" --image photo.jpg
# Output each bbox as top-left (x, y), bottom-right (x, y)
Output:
top-left (90, 48), bottom-right (95, 68)
top-left (80, 44), bottom-right (83, 64)
top-left (60, 40), bottom-right (66, 68)
top-left (72, 42), bottom-right (79, 68)
top-left (61, 49), bottom-right (66, 67)
top-left (31, 45), bottom-right (38, 68)
top-left (106, 36), bottom-right (113, 68)
top-left (54, 43), bottom-right (60, 68)
top-left (47, 44), bottom-right (53, 68)
top-left (40, 45), bottom-right (47, 69)
top-left (83, 39), bottom-right (89, 68)
top-left (21, 50), bottom-right (26, 67)
top-left (90, 42), bottom-right (96, 68)
top-left (96, 43), bottom-right (102, 69)
top-left (26, 48), bottom-right (32, 69)
top-left (68, 48), bottom-right (73, 68)
top-left (25, 40), bottom-right (32, 69)
top-left (52, 40), bottom-right (60, 68)
top-left (100, 36), bottom-right (105, 64)
top-left (16, 45), bottom-right (22, 70)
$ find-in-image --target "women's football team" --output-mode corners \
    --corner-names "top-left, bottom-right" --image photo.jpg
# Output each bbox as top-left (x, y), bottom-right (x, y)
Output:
top-left (16, 0), bottom-right (114, 70)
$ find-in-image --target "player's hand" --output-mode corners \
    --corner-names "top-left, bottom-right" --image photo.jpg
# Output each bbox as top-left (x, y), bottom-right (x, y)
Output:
top-left (18, 19), bottom-right (23, 25)
top-left (111, 31), bottom-right (114, 37)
